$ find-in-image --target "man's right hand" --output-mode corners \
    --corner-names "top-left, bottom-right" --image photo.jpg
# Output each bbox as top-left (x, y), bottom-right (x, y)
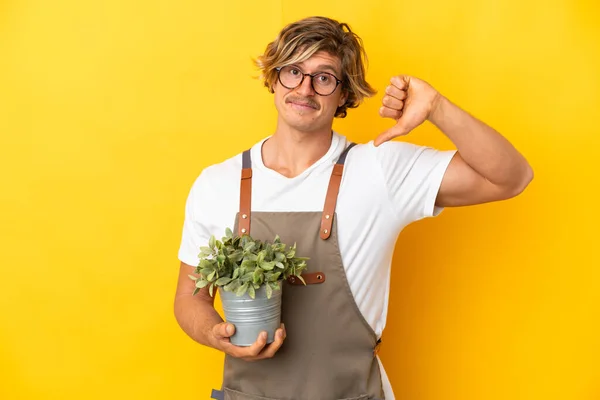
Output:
top-left (210, 322), bottom-right (287, 361)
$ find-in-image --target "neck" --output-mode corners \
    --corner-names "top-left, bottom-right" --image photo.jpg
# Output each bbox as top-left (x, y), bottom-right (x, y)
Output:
top-left (262, 123), bottom-right (333, 178)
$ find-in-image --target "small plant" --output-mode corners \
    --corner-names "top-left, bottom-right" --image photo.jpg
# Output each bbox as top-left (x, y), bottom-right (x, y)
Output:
top-left (190, 228), bottom-right (308, 299)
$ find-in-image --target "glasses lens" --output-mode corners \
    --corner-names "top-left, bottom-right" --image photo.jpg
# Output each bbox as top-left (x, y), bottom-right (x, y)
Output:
top-left (311, 73), bottom-right (337, 95)
top-left (279, 66), bottom-right (302, 89)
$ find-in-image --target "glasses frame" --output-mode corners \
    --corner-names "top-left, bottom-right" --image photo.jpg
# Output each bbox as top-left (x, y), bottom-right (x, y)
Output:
top-left (275, 66), bottom-right (343, 96)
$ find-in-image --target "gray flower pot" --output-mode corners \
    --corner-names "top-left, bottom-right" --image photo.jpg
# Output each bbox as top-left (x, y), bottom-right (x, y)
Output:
top-left (219, 283), bottom-right (282, 347)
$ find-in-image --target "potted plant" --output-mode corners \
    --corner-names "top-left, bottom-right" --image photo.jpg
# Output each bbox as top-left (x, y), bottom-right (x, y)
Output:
top-left (189, 228), bottom-right (309, 346)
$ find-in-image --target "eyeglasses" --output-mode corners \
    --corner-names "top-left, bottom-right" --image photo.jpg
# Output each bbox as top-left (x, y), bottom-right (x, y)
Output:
top-left (275, 65), bottom-right (342, 96)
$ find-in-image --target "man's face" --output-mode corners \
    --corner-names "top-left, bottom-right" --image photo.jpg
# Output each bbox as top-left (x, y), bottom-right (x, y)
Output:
top-left (273, 51), bottom-right (347, 134)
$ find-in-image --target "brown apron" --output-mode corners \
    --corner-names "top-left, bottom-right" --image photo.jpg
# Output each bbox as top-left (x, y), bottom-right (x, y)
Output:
top-left (212, 142), bottom-right (384, 400)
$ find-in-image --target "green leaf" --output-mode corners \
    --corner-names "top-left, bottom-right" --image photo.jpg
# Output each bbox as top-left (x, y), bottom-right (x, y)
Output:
top-left (200, 246), bottom-right (212, 254)
top-left (188, 275), bottom-right (198, 281)
top-left (192, 288), bottom-right (200, 296)
top-left (244, 242), bottom-right (256, 252)
top-left (225, 227), bottom-right (233, 238)
top-left (217, 254), bottom-right (226, 264)
top-left (286, 249), bottom-right (296, 258)
top-left (232, 268), bottom-right (240, 280)
top-left (209, 235), bottom-right (216, 249)
top-left (296, 275), bottom-right (306, 285)
top-left (236, 282), bottom-right (249, 296)
top-left (207, 270), bottom-right (216, 281)
top-left (241, 259), bottom-right (256, 269)
top-left (265, 243), bottom-right (273, 258)
top-left (215, 277), bottom-right (232, 286)
top-left (224, 280), bottom-right (239, 292)
top-left (253, 268), bottom-right (264, 283)
top-left (196, 279), bottom-right (209, 288)
top-left (228, 250), bottom-right (243, 263)
top-left (269, 282), bottom-right (280, 291)
top-left (200, 267), bottom-right (213, 277)
top-left (248, 285), bottom-right (255, 299)
top-left (260, 261), bottom-right (275, 271)
top-left (266, 283), bottom-right (273, 299)
top-left (275, 262), bottom-right (285, 270)
top-left (268, 272), bottom-right (281, 282)
top-left (274, 252), bottom-right (285, 262)
top-left (273, 243), bottom-right (285, 252)
top-left (242, 272), bottom-right (254, 283)
top-left (209, 283), bottom-right (215, 297)
top-left (257, 250), bottom-right (266, 264)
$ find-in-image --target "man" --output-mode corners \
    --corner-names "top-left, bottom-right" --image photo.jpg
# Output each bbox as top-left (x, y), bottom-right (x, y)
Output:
top-left (174, 16), bottom-right (533, 400)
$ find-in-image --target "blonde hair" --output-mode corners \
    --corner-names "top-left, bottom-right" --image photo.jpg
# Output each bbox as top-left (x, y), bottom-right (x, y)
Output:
top-left (254, 16), bottom-right (377, 118)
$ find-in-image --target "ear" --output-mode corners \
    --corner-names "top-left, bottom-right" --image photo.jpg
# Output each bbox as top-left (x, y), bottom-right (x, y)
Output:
top-left (338, 90), bottom-right (348, 107)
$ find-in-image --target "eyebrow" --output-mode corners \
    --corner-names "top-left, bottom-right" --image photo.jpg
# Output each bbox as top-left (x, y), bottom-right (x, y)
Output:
top-left (294, 63), bottom-right (341, 77)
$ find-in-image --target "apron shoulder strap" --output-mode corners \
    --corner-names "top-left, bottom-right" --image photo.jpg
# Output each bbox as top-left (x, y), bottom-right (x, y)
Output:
top-left (320, 142), bottom-right (357, 240)
top-left (238, 149), bottom-right (252, 236)
top-left (336, 142), bottom-right (357, 165)
top-left (238, 141), bottom-right (357, 240)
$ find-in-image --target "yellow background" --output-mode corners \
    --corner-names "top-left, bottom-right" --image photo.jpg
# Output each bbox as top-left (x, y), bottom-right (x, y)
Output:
top-left (1, 0), bottom-right (599, 399)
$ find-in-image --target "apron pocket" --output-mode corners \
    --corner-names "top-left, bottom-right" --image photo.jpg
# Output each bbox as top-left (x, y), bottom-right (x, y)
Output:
top-left (223, 387), bottom-right (279, 400)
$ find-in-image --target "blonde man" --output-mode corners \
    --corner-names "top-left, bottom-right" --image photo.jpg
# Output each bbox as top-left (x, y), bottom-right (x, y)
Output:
top-left (175, 16), bottom-right (532, 400)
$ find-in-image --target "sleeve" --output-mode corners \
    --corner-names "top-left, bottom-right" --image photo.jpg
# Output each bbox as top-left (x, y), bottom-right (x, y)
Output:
top-left (177, 172), bottom-right (211, 268)
top-left (373, 140), bottom-right (457, 224)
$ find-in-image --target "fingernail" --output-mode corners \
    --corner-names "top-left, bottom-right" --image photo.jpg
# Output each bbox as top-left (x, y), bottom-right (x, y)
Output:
top-left (226, 324), bottom-right (234, 335)
top-left (261, 332), bottom-right (267, 340)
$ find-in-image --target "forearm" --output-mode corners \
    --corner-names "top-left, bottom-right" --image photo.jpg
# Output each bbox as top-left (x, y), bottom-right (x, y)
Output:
top-left (174, 294), bottom-right (223, 348)
top-left (430, 96), bottom-right (533, 189)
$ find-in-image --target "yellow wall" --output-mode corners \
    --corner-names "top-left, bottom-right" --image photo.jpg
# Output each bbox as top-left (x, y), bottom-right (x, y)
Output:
top-left (1, 0), bottom-right (598, 399)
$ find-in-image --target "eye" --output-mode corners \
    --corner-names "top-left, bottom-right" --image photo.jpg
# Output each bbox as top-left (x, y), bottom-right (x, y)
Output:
top-left (289, 68), bottom-right (300, 76)
top-left (316, 74), bottom-right (330, 83)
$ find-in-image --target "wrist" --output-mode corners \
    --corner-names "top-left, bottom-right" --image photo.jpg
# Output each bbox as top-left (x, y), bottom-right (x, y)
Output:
top-left (428, 93), bottom-right (448, 126)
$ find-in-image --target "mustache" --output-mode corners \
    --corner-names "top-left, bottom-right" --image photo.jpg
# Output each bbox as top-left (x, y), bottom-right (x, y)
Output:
top-left (285, 96), bottom-right (320, 110)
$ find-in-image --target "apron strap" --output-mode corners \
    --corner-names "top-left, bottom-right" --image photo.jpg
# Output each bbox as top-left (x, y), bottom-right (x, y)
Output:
top-left (237, 141), bottom-right (357, 240)
top-left (238, 149), bottom-right (252, 236)
top-left (320, 142), bottom-right (356, 240)
top-left (210, 389), bottom-right (225, 400)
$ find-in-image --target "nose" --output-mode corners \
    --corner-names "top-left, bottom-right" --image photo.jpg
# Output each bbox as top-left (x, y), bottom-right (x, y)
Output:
top-left (294, 74), bottom-right (315, 96)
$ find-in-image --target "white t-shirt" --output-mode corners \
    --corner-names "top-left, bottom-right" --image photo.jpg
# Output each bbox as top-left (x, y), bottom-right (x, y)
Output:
top-left (178, 131), bottom-right (456, 399)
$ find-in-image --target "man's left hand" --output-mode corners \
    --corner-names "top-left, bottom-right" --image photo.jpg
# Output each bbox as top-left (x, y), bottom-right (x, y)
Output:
top-left (374, 75), bottom-right (442, 146)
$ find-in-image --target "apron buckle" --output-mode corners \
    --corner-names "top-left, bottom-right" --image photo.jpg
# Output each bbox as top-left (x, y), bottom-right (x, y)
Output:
top-left (373, 338), bottom-right (382, 357)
